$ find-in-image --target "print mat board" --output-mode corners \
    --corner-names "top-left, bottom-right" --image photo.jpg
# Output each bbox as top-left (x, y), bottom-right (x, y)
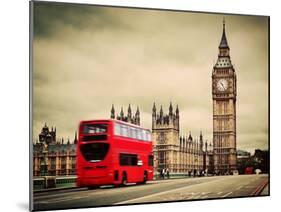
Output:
top-left (29, 1), bottom-right (270, 211)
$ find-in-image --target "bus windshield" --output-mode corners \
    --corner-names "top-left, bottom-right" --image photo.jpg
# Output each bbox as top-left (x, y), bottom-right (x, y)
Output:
top-left (82, 123), bottom-right (108, 134)
top-left (80, 143), bottom-right (109, 162)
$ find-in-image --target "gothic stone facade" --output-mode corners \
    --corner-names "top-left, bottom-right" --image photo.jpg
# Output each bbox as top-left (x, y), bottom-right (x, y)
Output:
top-left (33, 124), bottom-right (77, 176)
top-left (212, 21), bottom-right (237, 174)
top-left (110, 104), bottom-right (140, 125)
top-left (152, 103), bottom-right (213, 174)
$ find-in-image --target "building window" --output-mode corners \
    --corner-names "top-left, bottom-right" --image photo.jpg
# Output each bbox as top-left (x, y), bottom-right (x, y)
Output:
top-left (160, 132), bottom-right (166, 144)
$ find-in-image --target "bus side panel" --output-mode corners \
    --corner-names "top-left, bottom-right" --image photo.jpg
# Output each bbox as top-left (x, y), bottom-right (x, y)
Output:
top-left (114, 137), bottom-right (153, 184)
top-left (111, 146), bottom-right (123, 185)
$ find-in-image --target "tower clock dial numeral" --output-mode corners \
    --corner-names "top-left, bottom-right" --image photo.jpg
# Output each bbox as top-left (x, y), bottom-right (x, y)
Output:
top-left (217, 79), bottom-right (228, 91)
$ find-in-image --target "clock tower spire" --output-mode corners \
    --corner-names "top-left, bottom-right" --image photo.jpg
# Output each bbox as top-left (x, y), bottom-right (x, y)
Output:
top-left (219, 18), bottom-right (229, 50)
top-left (212, 19), bottom-right (237, 175)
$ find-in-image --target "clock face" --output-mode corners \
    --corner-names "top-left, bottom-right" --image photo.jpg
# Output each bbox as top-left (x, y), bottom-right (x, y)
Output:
top-left (217, 79), bottom-right (228, 91)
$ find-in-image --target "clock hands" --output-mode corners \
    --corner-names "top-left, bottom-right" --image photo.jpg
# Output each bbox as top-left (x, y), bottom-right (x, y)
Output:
top-left (220, 82), bottom-right (225, 90)
top-left (217, 79), bottom-right (227, 91)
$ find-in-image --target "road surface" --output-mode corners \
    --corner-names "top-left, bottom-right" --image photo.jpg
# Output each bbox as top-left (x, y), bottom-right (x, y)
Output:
top-left (33, 174), bottom-right (268, 211)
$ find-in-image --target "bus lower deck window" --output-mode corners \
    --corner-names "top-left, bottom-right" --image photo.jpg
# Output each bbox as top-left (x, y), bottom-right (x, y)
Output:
top-left (119, 153), bottom-right (138, 166)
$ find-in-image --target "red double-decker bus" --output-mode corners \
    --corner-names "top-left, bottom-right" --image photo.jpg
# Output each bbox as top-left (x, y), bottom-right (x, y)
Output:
top-left (76, 119), bottom-right (154, 188)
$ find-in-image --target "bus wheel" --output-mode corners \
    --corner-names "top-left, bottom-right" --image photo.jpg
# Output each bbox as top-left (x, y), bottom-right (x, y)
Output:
top-left (142, 172), bottom-right (147, 184)
top-left (121, 173), bottom-right (127, 186)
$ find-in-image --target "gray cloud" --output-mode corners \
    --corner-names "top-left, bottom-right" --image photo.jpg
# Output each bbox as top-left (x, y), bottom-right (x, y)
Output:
top-left (32, 2), bottom-right (269, 153)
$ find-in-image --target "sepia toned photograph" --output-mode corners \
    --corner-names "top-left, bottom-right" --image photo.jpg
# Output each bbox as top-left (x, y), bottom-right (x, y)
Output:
top-left (30, 1), bottom-right (269, 211)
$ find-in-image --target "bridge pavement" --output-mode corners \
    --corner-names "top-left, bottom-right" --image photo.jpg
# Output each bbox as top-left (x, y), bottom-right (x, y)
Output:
top-left (33, 174), bottom-right (268, 211)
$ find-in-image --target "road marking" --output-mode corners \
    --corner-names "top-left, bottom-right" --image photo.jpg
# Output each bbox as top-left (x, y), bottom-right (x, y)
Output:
top-left (221, 192), bottom-right (233, 197)
top-left (201, 192), bottom-right (211, 195)
top-left (251, 180), bottom-right (268, 196)
top-left (114, 178), bottom-right (222, 205)
top-left (186, 196), bottom-right (195, 200)
top-left (235, 186), bottom-right (243, 191)
top-left (200, 195), bottom-right (209, 199)
top-left (190, 195), bottom-right (203, 199)
top-left (189, 192), bottom-right (211, 199)
top-left (34, 178), bottom-right (211, 202)
top-left (244, 186), bottom-right (255, 189)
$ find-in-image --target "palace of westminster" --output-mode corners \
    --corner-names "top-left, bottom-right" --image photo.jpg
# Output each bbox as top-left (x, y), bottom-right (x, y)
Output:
top-left (33, 21), bottom-right (237, 176)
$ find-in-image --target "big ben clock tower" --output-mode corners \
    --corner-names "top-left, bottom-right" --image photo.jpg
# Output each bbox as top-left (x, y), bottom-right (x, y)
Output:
top-left (212, 20), bottom-right (237, 175)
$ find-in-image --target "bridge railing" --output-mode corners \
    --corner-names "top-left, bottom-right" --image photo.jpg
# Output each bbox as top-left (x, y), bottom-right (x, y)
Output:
top-left (33, 176), bottom-right (77, 190)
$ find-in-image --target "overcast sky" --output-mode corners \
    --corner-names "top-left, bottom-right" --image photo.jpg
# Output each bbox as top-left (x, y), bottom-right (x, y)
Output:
top-left (32, 2), bottom-right (268, 153)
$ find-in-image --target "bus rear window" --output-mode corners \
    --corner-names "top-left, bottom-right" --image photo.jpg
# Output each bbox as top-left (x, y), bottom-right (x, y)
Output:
top-left (82, 135), bottom-right (107, 142)
top-left (82, 124), bottom-right (108, 134)
top-left (80, 143), bottom-right (109, 162)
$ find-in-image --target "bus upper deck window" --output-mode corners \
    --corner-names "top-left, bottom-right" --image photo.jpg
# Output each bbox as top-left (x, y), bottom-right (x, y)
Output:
top-left (115, 123), bottom-right (121, 136)
top-left (127, 127), bottom-right (133, 138)
top-left (121, 125), bottom-right (129, 137)
top-left (131, 128), bottom-right (137, 139)
top-left (136, 129), bottom-right (142, 140)
top-left (147, 130), bottom-right (151, 141)
top-left (142, 130), bottom-right (148, 141)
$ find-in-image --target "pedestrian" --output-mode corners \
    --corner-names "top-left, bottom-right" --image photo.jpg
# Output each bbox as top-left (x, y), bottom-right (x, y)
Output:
top-left (166, 168), bottom-right (170, 179)
top-left (162, 168), bottom-right (165, 180)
